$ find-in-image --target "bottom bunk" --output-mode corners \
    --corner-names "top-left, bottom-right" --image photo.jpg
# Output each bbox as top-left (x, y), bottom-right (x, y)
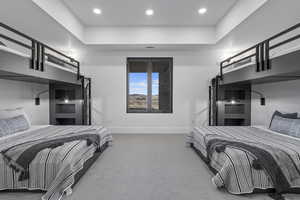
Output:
top-left (0, 141), bottom-right (110, 194)
top-left (0, 125), bottom-right (113, 200)
top-left (188, 115), bottom-right (300, 198)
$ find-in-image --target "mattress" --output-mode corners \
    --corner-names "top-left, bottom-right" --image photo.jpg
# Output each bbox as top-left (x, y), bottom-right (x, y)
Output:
top-left (188, 126), bottom-right (300, 194)
top-left (0, 125), bottom-right (113, 200)
top-left (0, 45), bottom-right (77, 74)
top-left (223, 43), bottom-right (300, 74)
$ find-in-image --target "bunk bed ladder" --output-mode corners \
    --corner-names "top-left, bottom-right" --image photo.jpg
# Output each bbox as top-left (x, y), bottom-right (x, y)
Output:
top-left (256, 41), bottom-right (271, 72)
top-left (30, 42), bottom-right (45, 72)
top-left (30, 41), bottom-right (37, 70)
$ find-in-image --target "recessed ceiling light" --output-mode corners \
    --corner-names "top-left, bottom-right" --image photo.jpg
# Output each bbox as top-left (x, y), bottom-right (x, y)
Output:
top-left (93, 8), bottom-right (102, 15)
top-left (198, 8), bottom-right (207, 15)
top-left (145, 9), bottom-right (154, 16)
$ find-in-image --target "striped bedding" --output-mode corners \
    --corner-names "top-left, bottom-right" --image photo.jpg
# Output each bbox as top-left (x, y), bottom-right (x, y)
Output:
top-left (188, 126), bottom-right (300, 194)
top-left (0, 125), bottom-right (113, 200)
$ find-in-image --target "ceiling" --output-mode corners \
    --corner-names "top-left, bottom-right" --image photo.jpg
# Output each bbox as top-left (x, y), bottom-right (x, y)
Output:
top-left (62, 0), bottom-right (238, 27)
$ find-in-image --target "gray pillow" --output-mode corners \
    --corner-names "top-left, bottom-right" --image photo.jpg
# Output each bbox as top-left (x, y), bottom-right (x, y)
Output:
top-left (269, 110), bottom-right (298, 128)
top-left (0, 115), bottom-right (30, 137)
top-left (0, 119), bottom-right (12, 137)
top-left (287, 119), bottom-right (300, 138)
top-left (270, 115), bottom-right (295, 135)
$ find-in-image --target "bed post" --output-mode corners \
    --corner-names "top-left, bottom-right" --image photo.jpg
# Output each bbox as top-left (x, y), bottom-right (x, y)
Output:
top-left (219, 62), bottom-right (223, 80)
top-left (88, 78), bottom-right (92, 125)
top-left (81, 76), bottom-right (85, 125)
top-left (81, 77), bottom-right (92, 125)
top-left (215, 76), bottom-right (220, 126)
top-left (211, 76), bottom-right (220, 126)
top-left (77, 61), bottom-right (81, 80)
top-left (209, 86), bottom-right (212, 126)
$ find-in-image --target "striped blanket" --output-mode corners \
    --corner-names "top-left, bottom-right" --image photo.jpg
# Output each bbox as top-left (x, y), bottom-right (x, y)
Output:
top-left (0, 126), bottom-right (113, 200)
top-left (188, 126), bottom-right (300, 194)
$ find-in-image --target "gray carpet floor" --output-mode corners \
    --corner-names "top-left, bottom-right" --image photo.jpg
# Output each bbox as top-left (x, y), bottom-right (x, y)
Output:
top-left (0, 134), bottom-right (299, 200)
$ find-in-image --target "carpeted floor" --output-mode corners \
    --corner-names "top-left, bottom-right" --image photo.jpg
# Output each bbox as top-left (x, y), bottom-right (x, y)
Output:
top-left (0, 134), bottom-right (299, 200)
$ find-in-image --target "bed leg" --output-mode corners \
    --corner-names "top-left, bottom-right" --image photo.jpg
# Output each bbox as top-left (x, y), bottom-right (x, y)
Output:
top-left (186, 142), bottom-right (193, 148)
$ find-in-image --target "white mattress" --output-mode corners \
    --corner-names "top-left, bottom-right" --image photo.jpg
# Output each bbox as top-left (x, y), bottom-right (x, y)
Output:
top-left (223, 43), bottom-right (300, 74)
top-left (0, 45), bottom-right (77, 74)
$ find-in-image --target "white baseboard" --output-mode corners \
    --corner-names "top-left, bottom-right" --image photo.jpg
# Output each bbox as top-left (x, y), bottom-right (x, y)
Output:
top-left (108, 126), bottom-right (190, 134)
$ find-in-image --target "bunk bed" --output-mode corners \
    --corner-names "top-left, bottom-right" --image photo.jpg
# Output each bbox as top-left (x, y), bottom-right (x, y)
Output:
top-left (219, 23), bottom-right (300, 85)
top-left (0, 22), bottom-right (91, 125)
top-left (208, 22), bottom-right (300, 127)
top-left (189, 23), bottom-right (300, 199)
top-left (0, 22), bottom-right (112, 200)
top-left (0, 22), bottom-right (80, 85)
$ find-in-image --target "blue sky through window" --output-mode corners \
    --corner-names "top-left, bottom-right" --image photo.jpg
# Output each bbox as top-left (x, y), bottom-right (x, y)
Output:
top-left (152, 73), bottom-right (159, 96)
top-left (129, 72), bottom-right (159, 95)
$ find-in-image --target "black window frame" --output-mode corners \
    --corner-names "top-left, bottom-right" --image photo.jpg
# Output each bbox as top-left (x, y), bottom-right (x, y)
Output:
top-left (126, 57), bottom-right (173, 114)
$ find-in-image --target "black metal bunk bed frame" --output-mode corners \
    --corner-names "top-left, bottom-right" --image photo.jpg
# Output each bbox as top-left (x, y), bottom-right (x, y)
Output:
top-left (209, 23), bottom-right (300, 126)
top-left (82, 77), bottom-right (92, 125)
top-left (219, 22), bottom-right (300, 79)
top-left (0, 22), bottom-right (92, 125)
top-left (0, 22), bottom-right (81, 79)
top-left (0, 23), bottom-right (102, 195)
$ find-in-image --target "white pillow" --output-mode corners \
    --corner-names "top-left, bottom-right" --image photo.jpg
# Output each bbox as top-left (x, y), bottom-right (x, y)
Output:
top-left (0, 107), bottom-right (31, 127)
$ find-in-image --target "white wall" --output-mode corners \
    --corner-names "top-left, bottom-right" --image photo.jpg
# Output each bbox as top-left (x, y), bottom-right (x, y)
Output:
top-left (216, 0), bottom-right (268, 41)
top-left (84, 27), bottom-right (216, 45)
top-left (82, 49), bottom-right (218, 134)
top-left (0, 79), bottom-right (49, 125)
top-left (251, 80), bottom-right (300, 126)
top-left (216, 0), bottom-right (300, 60)
top-left (32, 0), bottom-right (84, 41)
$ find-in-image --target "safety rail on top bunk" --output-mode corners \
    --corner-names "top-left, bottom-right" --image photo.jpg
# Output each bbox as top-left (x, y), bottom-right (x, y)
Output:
top-left (219, 22), bottom-right (300, 79)
top-left (0, 22), bottom-right (81, 80)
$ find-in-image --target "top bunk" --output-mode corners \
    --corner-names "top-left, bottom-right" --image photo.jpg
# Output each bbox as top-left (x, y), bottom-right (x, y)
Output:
top-left (219, 23), bottom-right (300, 85)
top-left (0, 22), bottom-right (82, 85)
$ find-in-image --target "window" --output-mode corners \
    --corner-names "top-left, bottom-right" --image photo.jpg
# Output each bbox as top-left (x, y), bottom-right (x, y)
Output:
top-left (127, 58), bottom-right (173, 113)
